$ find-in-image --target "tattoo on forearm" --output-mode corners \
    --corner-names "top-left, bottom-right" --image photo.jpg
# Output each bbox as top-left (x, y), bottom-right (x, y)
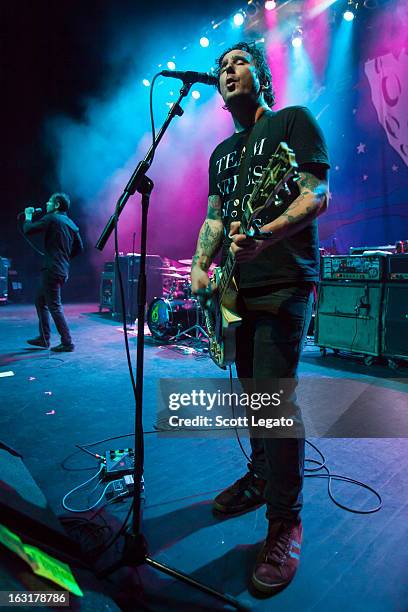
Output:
top-left (206, 195), bottom-right (222, 221)
top-left (282, 205), bottom-right (314, 224)
top-left (279, 172), bottom-right (328, 225)
top-left (192, 220), bottom-right (223, 270)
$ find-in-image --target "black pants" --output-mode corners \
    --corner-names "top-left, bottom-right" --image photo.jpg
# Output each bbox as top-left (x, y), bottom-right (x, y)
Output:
top-left (35, 271), bottom-right (72, 345)
top-left (235, 283), bottom-right (314, 522)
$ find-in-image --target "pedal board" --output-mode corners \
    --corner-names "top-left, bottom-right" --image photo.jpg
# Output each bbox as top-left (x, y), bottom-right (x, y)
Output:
top-left (104, 448), bottom-right (135, 480)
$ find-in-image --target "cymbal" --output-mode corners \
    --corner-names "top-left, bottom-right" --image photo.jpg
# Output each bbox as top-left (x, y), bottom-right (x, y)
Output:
top-left (162, 272), bottom-right (188, 279)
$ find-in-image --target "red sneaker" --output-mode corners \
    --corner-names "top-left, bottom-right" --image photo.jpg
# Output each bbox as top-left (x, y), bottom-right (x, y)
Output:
top-left (252, 518), bottom-right (303, 594)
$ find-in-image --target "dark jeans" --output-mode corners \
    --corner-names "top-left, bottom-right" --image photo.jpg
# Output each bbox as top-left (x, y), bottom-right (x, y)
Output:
top-left (235, 283), bottom-right (314, 521)
top-left (35, 271), bottom-right (72, 345)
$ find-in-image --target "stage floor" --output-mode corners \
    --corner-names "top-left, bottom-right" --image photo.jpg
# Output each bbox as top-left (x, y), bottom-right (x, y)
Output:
top-left (0, 303), bottom-right (407, 611)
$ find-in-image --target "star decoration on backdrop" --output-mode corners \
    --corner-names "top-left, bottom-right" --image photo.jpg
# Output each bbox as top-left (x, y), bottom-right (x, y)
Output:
top-left (363, 175), bottom-right (368, 181)
top-left (357, 143), bottom-right (366, 154)
top-left (392, 164), bottom-right (399, 172)
top-left (335, 165), bottom-right (340, 171)
top-left (352, 108), bottom-right (357, 115)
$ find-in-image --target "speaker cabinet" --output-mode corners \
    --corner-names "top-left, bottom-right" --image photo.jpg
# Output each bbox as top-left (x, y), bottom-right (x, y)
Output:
top-left (0, 257), bottom-right (9, 303)
top-left (382, 283), bottom-right (408, 359)
top-left (315, 281), bottom-right (383, 356)
top-left (99, 255), bottom-right (163, 321)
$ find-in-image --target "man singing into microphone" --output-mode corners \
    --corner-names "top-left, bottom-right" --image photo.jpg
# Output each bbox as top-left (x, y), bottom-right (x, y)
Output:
top-left (23, 192), bottom-right (83, 352)
top-left (191, 42), bottom-right (329, 594)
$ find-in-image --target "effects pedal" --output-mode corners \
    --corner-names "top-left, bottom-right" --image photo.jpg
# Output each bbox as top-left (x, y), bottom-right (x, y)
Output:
top-left (105, 474), bottom-right (135, 500)
top-left (104, 448), bottom-right (135, 480)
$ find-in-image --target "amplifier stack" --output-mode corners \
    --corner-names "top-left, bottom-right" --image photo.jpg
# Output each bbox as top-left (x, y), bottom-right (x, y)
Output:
top-left (316, 253), bottom-right (408, 365)
top-left (99, 254), bottom-right (163, 322)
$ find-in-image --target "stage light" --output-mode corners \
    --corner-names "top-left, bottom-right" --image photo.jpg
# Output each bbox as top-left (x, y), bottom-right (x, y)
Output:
top-left (167, 61), bottom-right (176, 70)
top-left (200, 36), bottom-right (209, 48)
top-left (265, 0), bottom-right (276, 10)
top-left (192, 90), bottom-right (200, 99)
top-left (233, 12), bottom-right (245, 26)
top-left (343, 9), bottom-right (355, 21)
top-left (291, 27), bottom-right (303, 48)
top-left (142, 79), bottom-right (150, 87)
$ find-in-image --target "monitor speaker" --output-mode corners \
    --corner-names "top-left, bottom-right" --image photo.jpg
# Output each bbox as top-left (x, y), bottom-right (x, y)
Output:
top-left (0, 445), bottom-right (79, 559)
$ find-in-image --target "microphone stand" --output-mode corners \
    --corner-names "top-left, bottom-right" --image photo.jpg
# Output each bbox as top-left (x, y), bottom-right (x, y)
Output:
top-left (95, 81), bottom-right (244, 611)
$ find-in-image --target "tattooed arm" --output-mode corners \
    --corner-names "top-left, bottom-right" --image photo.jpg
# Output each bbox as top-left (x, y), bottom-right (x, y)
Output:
top-left (191, 195), bottom-right (224, 292)
top-left (263, 171), bottom-right (329, 237)
top-left (230, 171), bottom-right (329, 262)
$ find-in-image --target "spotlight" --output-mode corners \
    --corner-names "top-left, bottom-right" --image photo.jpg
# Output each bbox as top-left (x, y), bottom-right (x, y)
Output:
top-left (167, 61), bottom-right (176, 70)
top-left (265, 0), bottom-right (276, 9)
top-left (142, 79), bottom-right (150, 87)
top-left (233, 12), bottom-right (245, 26)
top-left (200, 36), bottom-right (209, 48)
top-left (291, 27), bottom-right (303, 48)
top-left (192, 90), bottom-right (200, 100)
top-left (343, 9), bottom-right (355, 20)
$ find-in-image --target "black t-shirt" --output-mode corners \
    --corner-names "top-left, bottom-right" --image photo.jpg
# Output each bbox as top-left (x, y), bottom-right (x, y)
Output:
top-left (208, 106), bottom-right (330, 288)
top-left (23, 212), bottom-right (83, 278)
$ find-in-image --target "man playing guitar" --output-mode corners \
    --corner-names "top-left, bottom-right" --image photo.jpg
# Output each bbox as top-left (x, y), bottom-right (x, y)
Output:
top-left (191, 41), bottom-right (329, 595)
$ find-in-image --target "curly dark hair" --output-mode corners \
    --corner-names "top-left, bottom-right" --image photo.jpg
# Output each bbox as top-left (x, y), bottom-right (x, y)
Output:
top-left (51, 192), bottom-right (70, 212)
top-left (214, 41), bottom-right (275, 108)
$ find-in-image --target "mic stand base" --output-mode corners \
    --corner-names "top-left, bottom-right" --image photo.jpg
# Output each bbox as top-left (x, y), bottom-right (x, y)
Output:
top-left (98, 527), bottom-right (247, 610)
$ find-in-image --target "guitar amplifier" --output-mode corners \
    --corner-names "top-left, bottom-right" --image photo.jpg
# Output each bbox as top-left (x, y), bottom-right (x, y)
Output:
top-left (0, 257), bottom-right (9, 304)
top-left (99, 255), bottom-right (163, 321)
top-left (315, 281), bottom-right (383, 356)
top-left (381, 283), bottom-right (408, 360)
top-left (321, 255), bottom-right (385, 281)
top-left (385, 254), bottom-right (408, 281)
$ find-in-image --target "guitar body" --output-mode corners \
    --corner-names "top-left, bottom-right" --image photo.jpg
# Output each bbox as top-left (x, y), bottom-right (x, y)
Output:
top-left (204, 266), bottom-right (242, 369)
top-left (202, 142), bottom-right (299, 370)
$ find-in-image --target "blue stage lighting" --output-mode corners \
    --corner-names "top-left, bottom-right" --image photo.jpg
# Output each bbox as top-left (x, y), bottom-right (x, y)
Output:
top-left (192, 90), bottom-right (200, 100)
top-left (167, 61), bottom-right (176, 70)
top-left (233, 12), bottom-right (245, 26)
top-left (142, 79), bottom-right (150, 87)
top-left (200, 37), bottom-right (209, 48)
top-left (343, 9), bottom-right (355, 21)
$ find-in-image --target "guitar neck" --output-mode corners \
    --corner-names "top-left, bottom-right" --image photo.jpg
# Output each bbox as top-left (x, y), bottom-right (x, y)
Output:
top-left (217, 143), bottom-right (298, 302)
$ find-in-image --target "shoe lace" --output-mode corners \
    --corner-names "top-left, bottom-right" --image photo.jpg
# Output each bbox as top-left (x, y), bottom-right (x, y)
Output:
top-left (265, 522), bottom-right (293, 565)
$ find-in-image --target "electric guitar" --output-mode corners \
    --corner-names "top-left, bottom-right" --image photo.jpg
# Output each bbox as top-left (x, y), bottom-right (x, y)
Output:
top-left (202, 142), bottom-right (299, 369)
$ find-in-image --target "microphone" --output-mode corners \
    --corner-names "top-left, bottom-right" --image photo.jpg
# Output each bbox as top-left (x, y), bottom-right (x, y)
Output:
top-left (17, 207), bottom-right (42, 218)
top-left (160, 70), bottom-right (217, 86)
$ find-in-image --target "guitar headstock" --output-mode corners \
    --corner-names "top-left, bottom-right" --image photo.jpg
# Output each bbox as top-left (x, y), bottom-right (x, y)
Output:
top-left (241, 142), bottom-right (300, 235)
top-left (251, 142), bottom-right (299, 215)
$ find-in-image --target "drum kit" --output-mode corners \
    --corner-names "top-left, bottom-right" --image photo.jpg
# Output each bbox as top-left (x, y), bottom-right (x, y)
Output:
top-left (147, 258), bottom-right (213, 344)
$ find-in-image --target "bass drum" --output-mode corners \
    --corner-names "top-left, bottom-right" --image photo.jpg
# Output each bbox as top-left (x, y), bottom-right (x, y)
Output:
top-left (147, 297), bottom-right (201, 341)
